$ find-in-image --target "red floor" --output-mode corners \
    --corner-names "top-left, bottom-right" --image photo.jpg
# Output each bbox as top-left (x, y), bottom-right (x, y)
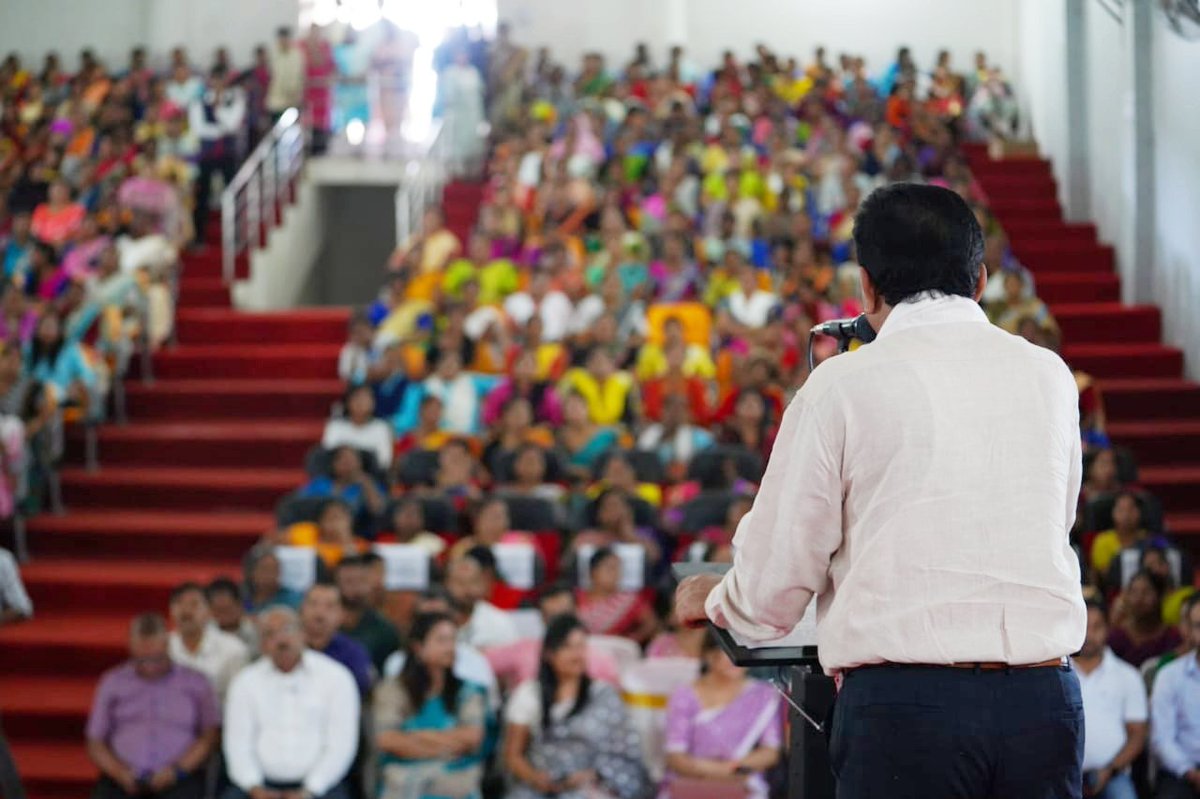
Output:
top-left (964, 144), bottom-right (1200, 539)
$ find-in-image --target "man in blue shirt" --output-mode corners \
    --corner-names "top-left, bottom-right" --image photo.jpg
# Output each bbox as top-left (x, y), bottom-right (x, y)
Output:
top-left (1151, 593), bottom-right (1200, 798)
top-left (299, 583), bottom-right (372, 696)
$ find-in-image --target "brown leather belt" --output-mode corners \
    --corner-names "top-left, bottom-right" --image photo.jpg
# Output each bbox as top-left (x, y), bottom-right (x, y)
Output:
top-left (852, 657), bottom-right (1066, 673)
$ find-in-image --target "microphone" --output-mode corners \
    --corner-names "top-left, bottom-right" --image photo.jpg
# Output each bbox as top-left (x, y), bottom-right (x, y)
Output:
top-left (810, 314), bottom-right (877, 345)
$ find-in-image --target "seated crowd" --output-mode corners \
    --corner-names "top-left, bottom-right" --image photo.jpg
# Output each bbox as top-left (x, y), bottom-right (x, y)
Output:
top-left (74, 30), bottom-right (1200, 799)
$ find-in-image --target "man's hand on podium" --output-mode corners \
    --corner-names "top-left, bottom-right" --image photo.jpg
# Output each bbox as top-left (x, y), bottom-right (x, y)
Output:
top-left (674, 573), bottom-right (723, 628)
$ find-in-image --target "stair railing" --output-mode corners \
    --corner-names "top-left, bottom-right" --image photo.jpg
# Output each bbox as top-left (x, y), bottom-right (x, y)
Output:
top-left (220, 107), bottom-right (307, 284)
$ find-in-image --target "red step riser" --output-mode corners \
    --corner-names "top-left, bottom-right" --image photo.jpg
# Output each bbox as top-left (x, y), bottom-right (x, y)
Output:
top-left (1062, 351), bottom-right (1184, 380)
top-left (1114, 434), bottom-right (1200, 468)
top-left (34, 533), bottom-right (259, 562)
top-left (61, 481), bottom-right (288, 511)
top-left (69, 437), bottom-right (314, 469)
top-left (1037, 282), bottom-right (1120, 304)
top-left (177, 289), bottom-right (231, 308)
top-left (1056, 315), bottom-right (1161, 344)
top-left (4, 714), bottom-right (87, 742)
top-left (1104, 388), bottom-right (1200, 421)
top-left (1141, 481), bottom-right (1200, 514)
top-left (1, 642), bottom-right (126, 677)
top-left (1018, 250), bottom-right (1115, 274)
top-left (175, 319), bottom-right (348, 345)
top-left (182, 259), bottom-right (250, 281)
top-left (125, 392), bottom-right (336, 420)
top-left (149, 358), bottom-right (336, 380)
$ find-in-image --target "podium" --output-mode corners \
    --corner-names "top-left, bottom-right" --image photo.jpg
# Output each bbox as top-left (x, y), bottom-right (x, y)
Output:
top-left (672, 564), bottom-right (836, 799)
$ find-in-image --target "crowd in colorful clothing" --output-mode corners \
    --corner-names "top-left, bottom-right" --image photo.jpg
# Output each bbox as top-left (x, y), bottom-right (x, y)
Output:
top-left (7, 22), bottom-right (1196, 799)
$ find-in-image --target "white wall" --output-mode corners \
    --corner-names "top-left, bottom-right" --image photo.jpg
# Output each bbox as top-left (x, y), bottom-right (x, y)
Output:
top-left (1151, 20), bottom-right (1200, 376)
top-left (499, 0), bottom-right (1017, 79)
top-left (1014, 0), bottom-right (1069, 209)
top-left (0, 0), bottom-right (296, 71)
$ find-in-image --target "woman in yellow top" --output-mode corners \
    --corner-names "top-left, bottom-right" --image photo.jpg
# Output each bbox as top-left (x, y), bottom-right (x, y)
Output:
top-left (557, 348), bottom-right (635, 426)
top-left (1090, 492), bottom-right (1148, 581)
top-left (388, 206), bottom-right (462, 302)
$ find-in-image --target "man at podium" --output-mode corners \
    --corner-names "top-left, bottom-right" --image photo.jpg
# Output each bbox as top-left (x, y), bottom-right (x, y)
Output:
top-left (676, 183), bottom-right (1088, 799)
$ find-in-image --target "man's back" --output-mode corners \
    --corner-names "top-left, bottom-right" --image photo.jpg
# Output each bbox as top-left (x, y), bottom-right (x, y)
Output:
top-left (811, 297), bottom-right (1086, 668)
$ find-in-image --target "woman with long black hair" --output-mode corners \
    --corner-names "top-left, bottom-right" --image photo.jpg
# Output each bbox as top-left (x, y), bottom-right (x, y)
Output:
top-left (24, 311), bottom-right (96, 412)
top-left (371, 612), bottom-right (487, 799)
top-left (503, 614), bottom-right (649, 799)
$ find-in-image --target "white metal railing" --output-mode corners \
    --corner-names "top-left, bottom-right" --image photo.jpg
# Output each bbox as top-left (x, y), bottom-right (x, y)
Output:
top-left (220, 108), bottom-right (307, 283)
top-left (393, 114), bottom-right (490, 247)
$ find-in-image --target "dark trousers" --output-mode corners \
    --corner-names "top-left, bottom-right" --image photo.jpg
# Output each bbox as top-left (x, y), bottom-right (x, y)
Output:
top-left (220, 780), bottom-right (350, 799)
top-left (193, 150), bottom-right (237, 248)
top-left (92, 773), bottom-right (203, 799)
top-left (1157, 772), bottom-right (1200, 799)
top-left (829, 664), bottom-right (1084, 799)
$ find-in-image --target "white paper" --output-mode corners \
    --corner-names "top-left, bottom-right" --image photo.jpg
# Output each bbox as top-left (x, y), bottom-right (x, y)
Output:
top-left (576, 543), bottom-right (645, 591)
top-left (729, 598), bottom-right (819, 649)
top-left (374, 544), bottom-right (431, 591)
top-left (492, 542), bottom-right (537, 590)
top-left (275, 546), bottom-right (317, 593)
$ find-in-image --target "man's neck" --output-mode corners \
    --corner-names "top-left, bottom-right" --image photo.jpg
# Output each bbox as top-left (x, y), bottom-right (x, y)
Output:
top-left (342, 604), bottom-right (365, 628)
top-left (1072, 650), bottom-right (1103, 675)
top-left (180, 626), bottom-right (205, 652)
top-left (307, 632), bottom-right (334, 651)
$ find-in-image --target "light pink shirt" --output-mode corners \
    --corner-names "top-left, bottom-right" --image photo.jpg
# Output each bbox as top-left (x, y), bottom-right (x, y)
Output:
top-left (706, 295), bottom-right (1087, 673)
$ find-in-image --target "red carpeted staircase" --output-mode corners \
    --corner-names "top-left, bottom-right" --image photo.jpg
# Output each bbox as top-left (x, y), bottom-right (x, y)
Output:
top-left (0, 177), bottom-right (484, 799)
top-left (964, 144), bottom-right (1200, 554)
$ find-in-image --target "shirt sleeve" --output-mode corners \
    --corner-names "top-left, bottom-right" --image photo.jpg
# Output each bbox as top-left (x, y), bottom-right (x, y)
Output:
top-left (705, 390), bottom-right (845, 641)
top-left (222, 670), bottom-right (264, 792)
top-left (663, 685), bottom-right (697, 754)
top-left (504, 680), bottom-right (541, 727)
top-left (0, 552), bottom-right (32, 618)
top-left (193, 673), bottom-right (222, 731)
top-left (1122, 667), bottom-right (1149, 724)
top-left (1150, 664), bottom-right (1192, 777)
top-left (303, 665), bottom-right (361, 797)
top-left (84, 672), bottom-right (115, 741)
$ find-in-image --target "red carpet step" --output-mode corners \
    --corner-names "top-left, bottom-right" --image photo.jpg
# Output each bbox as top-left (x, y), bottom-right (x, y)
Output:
top-left (174, 308), bottom-right (351, 344)
top-left (58, 466), bottom-right (303, 511)
top-left (125, 379), bottom-right (342, 420)
top-left (30, 510), bottom-right (273, 561)
top-left (70, 420), bottom-right (324, 468)
top-left (148, 344), bottom-right (342, 380)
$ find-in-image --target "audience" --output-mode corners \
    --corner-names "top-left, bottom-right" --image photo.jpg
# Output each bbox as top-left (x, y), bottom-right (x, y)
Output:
top-left (166, 582), bottom-right (249, 702)
top-left (86, 614), bottom-right (219, 799)
top-left (1149, 594), bottom-right (1200, 799)
top-left (243, 549), bottom-right (304, 613)
top-left (334, 555), bottom-right (402, 674)
top-left (205, 578), bottom-right (259, 652)
top-left (575, 547), bottom-right (657, 645)
top-left (444, 556), bottom-right (520, 650)
top-left (1072, 600), bottom-right (1148, 799)
top-left (1093, 492), bottom-right (1151, 581)
top-left (1109, 571), bottom-right (1183, 668)
top-left (224, 606), bottom-right (359, 799)
top-left (370, 612), bottom-right (488, 799)
top-left (503, 615), bottom-right (649, 799)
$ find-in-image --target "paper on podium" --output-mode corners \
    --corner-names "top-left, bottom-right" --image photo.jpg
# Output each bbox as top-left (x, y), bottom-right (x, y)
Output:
top-left (728, 599), bottom-right (818, 649)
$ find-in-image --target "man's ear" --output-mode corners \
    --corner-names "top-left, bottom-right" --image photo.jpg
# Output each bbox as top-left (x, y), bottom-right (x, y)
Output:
top-left (859, 266), bottom-right (882, 314)
top-left (973, 264), bottom-right (987, 302)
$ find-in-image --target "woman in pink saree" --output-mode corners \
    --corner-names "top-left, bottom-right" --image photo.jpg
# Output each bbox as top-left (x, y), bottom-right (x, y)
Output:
top-left (660, 630), bottom-right (782, 799)
top-left (304, 27), bottom-right (336, 147)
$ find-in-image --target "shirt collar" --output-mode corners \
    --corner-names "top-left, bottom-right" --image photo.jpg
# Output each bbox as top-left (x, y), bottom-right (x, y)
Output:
top-left (874, 293), bottom-right (989, 341)
top-left (1184, 651), bottom-right (1200, 677)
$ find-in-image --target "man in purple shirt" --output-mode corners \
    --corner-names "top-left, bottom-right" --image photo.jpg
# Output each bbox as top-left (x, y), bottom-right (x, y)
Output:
top-left (86, 613), bottom-right (220, 799)
top-left (300, 583), bottom-right (373, 695)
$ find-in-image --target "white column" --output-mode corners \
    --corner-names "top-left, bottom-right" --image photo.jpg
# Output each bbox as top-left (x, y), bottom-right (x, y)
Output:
top-left (1122, 0), bottom-right (1155, 304)
top-left (1063, 0), bottom-right (1091, 223)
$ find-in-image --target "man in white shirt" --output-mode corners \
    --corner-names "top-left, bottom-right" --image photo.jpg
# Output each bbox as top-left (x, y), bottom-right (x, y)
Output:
top-left (1150, 594), bottom-right (1200, 798)
top-left (677, 183), bottom-right (1087, 797)
top-left (444, 556), bottom-right (519, 650)
top-left (503, 270), bottom-right (573, 343)
top-left (0, 547), bottom-right (31, 624)
top-left (1072, 599), bottom-right (1148, 799)
top-left (266, 27), bottom-right (304, 120)
top-left (189, 65), bottom-right (246, 248)
top-left (223, 606), bottom-right (358, 799)
top-left (167, 583), bottom-right (249, 703)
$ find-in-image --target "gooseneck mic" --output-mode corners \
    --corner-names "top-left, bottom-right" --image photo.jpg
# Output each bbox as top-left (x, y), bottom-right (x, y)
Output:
top-left (807, 314), bottom-right (877, 372)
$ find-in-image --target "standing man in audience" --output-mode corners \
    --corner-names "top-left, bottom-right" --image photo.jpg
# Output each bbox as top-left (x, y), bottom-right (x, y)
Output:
top-left (266, 27), bottom-right (304, 123)
top-left (223, 607), bottom-right (359, 799)
top-left (1072, 598), bottom-right (1148, 799)
top-left (188, 64), bottom-right (246, 249)
top-left (86, 614), bottom-right (220, 799)
top-left (299, 582), bottom-right (373, 695)
top-left (444, 556), bottom-right (519, 650)
top-left (334, 555), bottom-right (401, 675)
top-left (206, 578), bottom-right (258, 653)
top-left (1151, 593), bottom-right (1200, 798)
top-left (167, 582), bottom-right (250, 702)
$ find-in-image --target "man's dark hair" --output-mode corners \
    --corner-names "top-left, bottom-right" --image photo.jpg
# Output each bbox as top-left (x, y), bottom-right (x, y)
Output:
top-left (360, 550), bottom-right (384, 567)
top-left (464, 544), bottom-right (498, 576)
top-left (205, 576), bottom-right (242, 602)
top-left (852, 183), bottom-right (984, 306)
top-left (335, 554), bottom-right (369, 575)
top-left (169, 581), bottom-right (205, 604)
top-left (130, 612), bottom-right (167, 639)
top-left (1083, 596), bottom-right (1107, 618)
top-left (536, 582), bottom-right (573, 607)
